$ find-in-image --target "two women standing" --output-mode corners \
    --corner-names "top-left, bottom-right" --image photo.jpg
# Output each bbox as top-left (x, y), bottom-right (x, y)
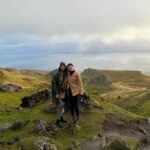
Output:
top-left (51, 62), bottom-right (84, 127)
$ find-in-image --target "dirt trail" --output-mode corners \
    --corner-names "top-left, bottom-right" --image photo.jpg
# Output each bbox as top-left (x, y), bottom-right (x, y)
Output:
top-left (100, 82), bottom-right (147, 98)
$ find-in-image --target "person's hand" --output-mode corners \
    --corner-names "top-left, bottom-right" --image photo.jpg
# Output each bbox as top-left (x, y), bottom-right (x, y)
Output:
top-left (56, 94), bottom-right (59, 99)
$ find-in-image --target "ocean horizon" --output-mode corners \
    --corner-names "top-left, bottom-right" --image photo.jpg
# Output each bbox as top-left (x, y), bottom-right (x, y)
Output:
top-left (0, 49), bottom-right (150, 72)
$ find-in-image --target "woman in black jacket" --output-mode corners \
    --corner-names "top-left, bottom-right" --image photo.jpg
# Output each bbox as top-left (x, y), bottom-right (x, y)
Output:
top-left (51, 62), bottom-right (67, 128)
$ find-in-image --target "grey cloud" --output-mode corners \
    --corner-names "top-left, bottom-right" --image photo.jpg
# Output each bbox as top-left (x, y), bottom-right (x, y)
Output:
top-left (0, 0), bottom-right (150, 36)
top-left (0, 0), bottom-right (150, 55)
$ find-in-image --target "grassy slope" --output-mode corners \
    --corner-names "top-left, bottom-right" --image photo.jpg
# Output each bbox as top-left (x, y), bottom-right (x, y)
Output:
top-left (0, 68), bottom-right (105, 149)
top-left (82, 68), bottom-right (144, 83)
top-left (0, 68), bottom-right (50, 90)
top-left (102, 81), bottom-right (150, 117)
top-left (82, 69), bottom-right (150, 117)
top-left (0, 68), bottom-right (147, 150)
top-left (109, 90), bottom-right (150, 117)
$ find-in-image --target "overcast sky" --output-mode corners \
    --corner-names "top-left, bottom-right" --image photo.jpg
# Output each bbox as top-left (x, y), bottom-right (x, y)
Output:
top-left (0, 0), bottom-right (150, 51)
top-left (0, 0), bottom-right (150, 71)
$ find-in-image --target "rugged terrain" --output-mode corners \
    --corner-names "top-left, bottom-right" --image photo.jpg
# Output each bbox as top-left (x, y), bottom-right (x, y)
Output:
top-left (0, 67), bottom-right (149, 150)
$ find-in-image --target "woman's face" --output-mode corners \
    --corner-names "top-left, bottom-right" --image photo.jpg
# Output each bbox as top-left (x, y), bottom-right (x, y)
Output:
top-left (68, 65), bottom-right (75, 72)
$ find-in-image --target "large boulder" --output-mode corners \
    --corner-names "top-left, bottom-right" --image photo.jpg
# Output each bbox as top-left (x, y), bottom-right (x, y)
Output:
top-left (20, 88), bottom-right (51, 107)
top-left (34, 136), bottom-right (57, 150)
top-left (0, 83), bottom-right (22, 92)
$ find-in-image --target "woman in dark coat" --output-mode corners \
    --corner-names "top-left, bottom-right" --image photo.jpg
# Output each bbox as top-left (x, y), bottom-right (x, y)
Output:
top-left (51, 62), bottom-right (67, 127)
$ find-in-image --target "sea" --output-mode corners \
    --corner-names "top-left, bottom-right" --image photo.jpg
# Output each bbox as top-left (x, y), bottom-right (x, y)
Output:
top-left (0, 49), bottom-right (150, 72)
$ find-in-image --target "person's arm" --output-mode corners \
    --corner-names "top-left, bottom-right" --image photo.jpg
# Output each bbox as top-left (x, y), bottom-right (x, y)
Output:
top-left (76, 72), bottom-right (84, 95)
top-left (51, 73), bottom-right (59, 98)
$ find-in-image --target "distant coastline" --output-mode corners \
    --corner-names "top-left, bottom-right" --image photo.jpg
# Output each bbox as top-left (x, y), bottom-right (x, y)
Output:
top-left (0, 50), bottom-right (150, 72)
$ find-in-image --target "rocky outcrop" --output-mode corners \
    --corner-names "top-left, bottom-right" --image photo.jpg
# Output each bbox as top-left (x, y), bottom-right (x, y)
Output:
top-left (87, 73), bottom-right (111, 86)
top-left (103, 113), bottom-right (150, 137)
top-left (81, 113), bottom-right (150, 150)
top-left (66, 141), bottom-right (80, 150)
top-left (81, 136), bottom-right (102, 150)
top-left (102, 113), bottom-right (150, 149)
top-left (0, 103), bottom-right (23, 113)
top-left (0, 83), bottom-right (22, 92)
top-left (34, 136), bottom-right (57, 150)
top-left (33, 118), bottom-right (58, 136)
top-left (45, 103), bottom-right (57, 113)
top-left (81, 68), bottom-right (112, 85)
top-left (0, 121), bottom-right (23, 132)
top-left (45, 92), bottom-right (103, 113)
top-left (79, 94), bottom-right (103, 111)
top-left (20, 88), bottom-right (51, 107)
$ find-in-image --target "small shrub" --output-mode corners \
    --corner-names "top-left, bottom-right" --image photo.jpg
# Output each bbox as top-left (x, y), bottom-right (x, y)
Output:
top-left (110, 140), bottom-right (129, 150)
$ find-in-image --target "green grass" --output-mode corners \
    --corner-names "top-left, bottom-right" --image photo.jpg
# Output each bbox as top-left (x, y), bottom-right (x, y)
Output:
top-left (0, 91), bottom-right (31, 107)
top-left (0, 81), bottom-right (106, 149)
top-left (53, 110), bottom-right (105, 149)
top-left (139, 100), bottom-right (150, 116)
top-left (108, 90), bottom-right (150, 117)
top-left (82, 68), bottom-right (144, 83)
top-left (86, 86), bottom-right (142, 119)
top-left (128, 138), bottom-right (141, 150)
top-left (0, 100), bottom-right (105, 149)
top-left (0, 68), bottom-right (50, 90)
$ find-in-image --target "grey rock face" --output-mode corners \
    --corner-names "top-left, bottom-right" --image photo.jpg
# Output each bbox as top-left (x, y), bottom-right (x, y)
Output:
top-left (45, 103), bottom-right (57, 113)
top-left (20, 88), bottom-right (51, 107)
top-left (45, 92), bottom-right (103, 113)
top-left (33, 118), bottom-right (58, 136)
top-left (0, 83), bottom-right (22, 92)
top-left (0, 121), bottom-right (23, 132)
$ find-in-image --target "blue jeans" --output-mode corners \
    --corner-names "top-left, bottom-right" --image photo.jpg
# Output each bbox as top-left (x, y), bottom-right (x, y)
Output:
top-left (56, 99), bottom-right (64, 120)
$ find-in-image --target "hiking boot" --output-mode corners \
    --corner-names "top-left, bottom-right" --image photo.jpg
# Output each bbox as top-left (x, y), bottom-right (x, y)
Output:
top-left (73, 116), bottom-right (76, 124)
top-left (60, 117), bottom-right (67, 123)
top-left (56, 120), bottom-right (63, 128)
top-left (69, 116), bottom-right (76, 124)
top-left (76, 117), bottom-right (80, 125)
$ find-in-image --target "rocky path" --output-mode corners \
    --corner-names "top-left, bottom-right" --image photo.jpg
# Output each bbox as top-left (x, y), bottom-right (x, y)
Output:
top-left (100, 82), bottom-right (147, 99)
